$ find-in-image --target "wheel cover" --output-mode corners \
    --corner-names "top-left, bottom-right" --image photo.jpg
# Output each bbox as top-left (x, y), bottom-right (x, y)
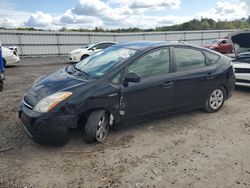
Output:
top-left (209, 89), bottom-right (224, 110)
top-left (95, 114), bottom-right (109, 142)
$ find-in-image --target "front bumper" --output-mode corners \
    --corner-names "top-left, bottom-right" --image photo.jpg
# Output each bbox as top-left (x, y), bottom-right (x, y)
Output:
top-left (235, 73), bottom-right (250, 87)
top-left (19, 100), bottom-right (78, 144)
top-left (68, 54), bottom-right (80, 62)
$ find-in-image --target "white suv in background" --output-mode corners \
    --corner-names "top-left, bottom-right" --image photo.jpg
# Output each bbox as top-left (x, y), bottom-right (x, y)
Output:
top-left (69, 41), bottom-right (116, 62)
top-left (233, 52), bottom-right (250, 87)
top-left (228, 30), bottom-right (250, 87)
top-left (2, 46), bottom-right (20, 66)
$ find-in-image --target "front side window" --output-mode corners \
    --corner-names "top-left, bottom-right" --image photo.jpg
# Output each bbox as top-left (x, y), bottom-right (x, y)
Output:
top-left (99, 43), bottom-right (115, 49)
top-left (92, 44), bottom-right (102, 50)
top-left (111, 72), bottom-right (122, 85)
top-left (95, 43), bottom-right (105, 50)
top-left (127, 48), bottom-right (170, 80)
top-left (174, 48), bottom-right (206, 72)
top-left (75, 47), bottom-right (137, 78)
top-left (93, 43), bottom-right (114, 50)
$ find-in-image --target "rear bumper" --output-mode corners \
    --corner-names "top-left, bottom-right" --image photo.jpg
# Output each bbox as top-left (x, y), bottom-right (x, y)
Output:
top-left (19, 100), bottom-right (78, 144)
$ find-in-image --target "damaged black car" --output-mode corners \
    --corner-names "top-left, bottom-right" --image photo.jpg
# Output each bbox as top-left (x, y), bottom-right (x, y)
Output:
top-left (19, 41), bottom-right (235, 146)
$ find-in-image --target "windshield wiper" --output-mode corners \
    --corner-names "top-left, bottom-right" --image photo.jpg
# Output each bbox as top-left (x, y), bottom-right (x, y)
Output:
top-left (73, 64), bottom-right (81, 72)
top-left (73, 64), bottom-right (91, 78)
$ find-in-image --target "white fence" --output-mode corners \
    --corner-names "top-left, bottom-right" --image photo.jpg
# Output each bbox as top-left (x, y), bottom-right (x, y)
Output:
top-left (0, 29), bottom-right (237, 56)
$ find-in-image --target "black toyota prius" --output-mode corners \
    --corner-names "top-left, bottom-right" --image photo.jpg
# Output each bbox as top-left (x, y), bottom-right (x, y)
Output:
top-left (19, 41), bottom-right (235, 145)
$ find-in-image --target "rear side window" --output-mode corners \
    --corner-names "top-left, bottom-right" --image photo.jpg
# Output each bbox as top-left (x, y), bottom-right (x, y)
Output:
top-left (204, 51), bottom-right (220, 65)
top-left (174, 48), bottom-right (206, 72)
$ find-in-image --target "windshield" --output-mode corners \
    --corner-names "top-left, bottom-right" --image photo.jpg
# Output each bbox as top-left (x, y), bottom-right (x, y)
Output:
top-left (75, 46), bottom-right (138, 78)
top-left (206, 39), bottom-right (220, 45)
top-left (81, 43), bottom-right (95, 49)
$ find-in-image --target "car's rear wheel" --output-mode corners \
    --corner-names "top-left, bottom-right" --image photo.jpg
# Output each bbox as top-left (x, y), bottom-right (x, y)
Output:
top-left (84, 110), bottom-right (110, 143)
top-left (80, 54), bottom-right (89, 61)
top-left (204, 86), bottom-right (226, 113)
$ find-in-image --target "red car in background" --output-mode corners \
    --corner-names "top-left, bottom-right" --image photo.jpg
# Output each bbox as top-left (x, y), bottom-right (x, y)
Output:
top-left (204, 39), bottom-right (233, 54)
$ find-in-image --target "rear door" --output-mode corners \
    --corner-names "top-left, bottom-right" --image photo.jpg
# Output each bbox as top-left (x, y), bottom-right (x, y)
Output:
top-left (120, 48), bottom-right (176, 121)
top-left (172, 47), bottom-right (218, 108)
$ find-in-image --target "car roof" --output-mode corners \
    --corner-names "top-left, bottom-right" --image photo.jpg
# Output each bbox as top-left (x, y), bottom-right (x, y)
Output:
top-left (95, 41), bottom-right (117, 45)
top-left (114, 41), bottom-right (224, 57)
top-left (114, 41), bottom-right (182, 50)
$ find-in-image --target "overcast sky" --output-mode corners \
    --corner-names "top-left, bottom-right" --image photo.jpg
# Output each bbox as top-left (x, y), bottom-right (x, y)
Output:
top-left (0, 0), bottom-right (249, 30)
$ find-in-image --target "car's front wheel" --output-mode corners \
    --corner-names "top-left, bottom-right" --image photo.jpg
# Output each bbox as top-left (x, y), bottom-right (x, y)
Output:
top-left (84, 110), bottom-right (110, 143)
top-left (204, 86), bottom-right (226, 113)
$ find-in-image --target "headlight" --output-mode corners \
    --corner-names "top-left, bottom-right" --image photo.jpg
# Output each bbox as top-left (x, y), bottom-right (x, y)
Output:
top-left (33, 92), bottom-right (72, 113)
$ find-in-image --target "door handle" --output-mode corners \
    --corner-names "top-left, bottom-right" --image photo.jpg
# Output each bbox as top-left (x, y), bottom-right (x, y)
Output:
top-left (163, 81), bottom-right (174, 88)
top-left (206, 73), bottom-right (214, 80)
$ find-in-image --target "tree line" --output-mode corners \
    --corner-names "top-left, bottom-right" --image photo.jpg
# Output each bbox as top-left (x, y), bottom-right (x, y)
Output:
top-left (3, 17), bottom-right (250, 32)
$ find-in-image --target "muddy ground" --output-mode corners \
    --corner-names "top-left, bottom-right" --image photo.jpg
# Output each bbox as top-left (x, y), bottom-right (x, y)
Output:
top-left (0, 56), bottom-right (250, 188)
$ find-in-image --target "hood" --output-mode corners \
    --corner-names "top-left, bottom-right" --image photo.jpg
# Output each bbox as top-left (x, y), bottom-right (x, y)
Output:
top-left (2, 47), bottom-right (13, 53)
top-left (2, 47), bottom-right (10, 51)
top-left (2, 47), bottom-right (15, 58)
top-left (228, 30), bottom-right (250, 55)
top-left (24, 66), bottom-right (87, 107)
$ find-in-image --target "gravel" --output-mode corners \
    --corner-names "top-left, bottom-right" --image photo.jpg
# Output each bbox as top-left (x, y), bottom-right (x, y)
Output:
top-left (0, 56), bottom-right (250, 187)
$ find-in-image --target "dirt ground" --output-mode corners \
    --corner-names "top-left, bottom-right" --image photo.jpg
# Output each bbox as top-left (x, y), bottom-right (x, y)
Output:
top-left (0, 56), bottom-right (250, 188)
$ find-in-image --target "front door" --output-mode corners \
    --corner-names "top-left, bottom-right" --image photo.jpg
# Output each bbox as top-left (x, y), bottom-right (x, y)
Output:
top-left (120, 48), bottom-right (176, 121)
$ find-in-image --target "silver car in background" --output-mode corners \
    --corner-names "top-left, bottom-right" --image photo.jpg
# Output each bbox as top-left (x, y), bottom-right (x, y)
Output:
top-left (228, 30), bottom-right (250, 87)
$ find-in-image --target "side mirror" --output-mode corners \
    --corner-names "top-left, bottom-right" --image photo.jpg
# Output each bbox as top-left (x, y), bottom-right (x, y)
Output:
top-left (92, 47), bottom-right (96, 51)
top-left (124, 72), bottom-right (141, 83)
